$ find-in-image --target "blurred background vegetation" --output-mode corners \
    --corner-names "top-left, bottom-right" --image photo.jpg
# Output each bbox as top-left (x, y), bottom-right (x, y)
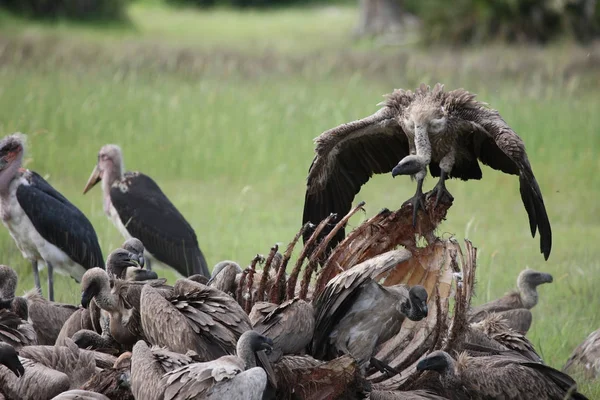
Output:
top-left (0, 0), bottom-right (598, 44)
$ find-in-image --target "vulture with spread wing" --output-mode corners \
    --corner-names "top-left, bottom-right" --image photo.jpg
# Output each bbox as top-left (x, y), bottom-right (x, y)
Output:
top-left (303, 83), bottom-right (551, 260)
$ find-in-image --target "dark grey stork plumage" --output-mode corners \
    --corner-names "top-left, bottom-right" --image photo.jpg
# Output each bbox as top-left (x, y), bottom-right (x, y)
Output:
top-left (83, 144), bottom-right (209, 278)
top-left (303, 83), bottom-right (552, 260)
top-left (0, 134), bottom-right (104, 301)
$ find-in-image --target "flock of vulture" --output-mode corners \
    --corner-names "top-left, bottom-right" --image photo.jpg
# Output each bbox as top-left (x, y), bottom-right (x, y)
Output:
top-left (0, 83), bottom-right (596, 399)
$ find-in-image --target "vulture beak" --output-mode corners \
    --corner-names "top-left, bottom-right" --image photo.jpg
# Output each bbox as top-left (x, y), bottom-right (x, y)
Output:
top-left (81, 289), bottom-right (94, 309)
top-left (10, 359), bottom-right (25, 378)
top-left (416, 355), bottom-right (446, 372)
top-left (83, 165), bottom-right (102, 194)
top-left (256, 349), bottom-right (278, 389)
top-left (392, 158), bottom-right (422, 177)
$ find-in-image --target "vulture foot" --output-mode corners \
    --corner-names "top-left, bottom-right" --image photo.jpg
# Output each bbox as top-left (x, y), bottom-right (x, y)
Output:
top-left (403, 186), bottom-right (426, 228)
top-left (428, 171), bottom-right (454, 209)
top-left (370, 357), bottom-right (400, 377)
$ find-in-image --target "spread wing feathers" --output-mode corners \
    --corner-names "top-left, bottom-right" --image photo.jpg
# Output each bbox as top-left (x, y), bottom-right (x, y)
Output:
top-left (161, 356), bottom-right (246, 400)
top-left (110, 172), bottom-right (209, 277)
top-left (302, 94), bottom-right (412, 245)
top-left (151, 347), bottom-right (197, 373)
top-left (160, 279), bottom-right (252, 361)
top-left (311, 249), bottom-right (411, 359)
top-left (16, 171), bottom-right (104, 270)
top-left (459, 355), bottom-right (586, 399)
top-left (252, 298), bottom-right (315, 358)
top-left (443, 88), bottom-right (551, 259)
top-left (248, 302), bottom-right (279, 326)
top-left (0, 309), bottom-right (36, 348)
top-left (490, 330), bottom-right (542, 363)
top-left (564, 329), bottom-right (600, 378)
top-left (468, 291), bottom-right (524, 323)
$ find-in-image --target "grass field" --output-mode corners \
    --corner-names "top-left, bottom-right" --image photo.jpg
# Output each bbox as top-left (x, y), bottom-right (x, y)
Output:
top-left (0, 2), bottom-right (599, 396)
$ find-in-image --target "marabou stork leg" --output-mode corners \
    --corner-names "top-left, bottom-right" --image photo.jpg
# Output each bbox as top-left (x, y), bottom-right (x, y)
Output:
top-left (429, 170), bottom-right (454, 208)
top-left (47, 261), bottom-right (55, 301)
top-left (403, 176), bottom-right (426, 227)
top-left (31, 259), bottom-right (42, 296)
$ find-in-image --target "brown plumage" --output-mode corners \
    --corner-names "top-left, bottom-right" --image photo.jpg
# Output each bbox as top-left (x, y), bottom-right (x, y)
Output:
top-left (80, 267), bottom-right (171, 349)
top-left (141, 278), bottom-right (252, 361)
top-left (416, 350), bottom-right (588, 400)
top-left (251, 298), bottom-right (315, 362)
top-left (55, 307), bottom-right (99, 347)
top-left (208, 260), bottom-right (243, 295)
top-left (564, 328), bottom-right (600, 379)
top-left (159, 331), bottom-right (274, 400)
top-left (0, 342), bottom-right (69, 400)
top-left (470, 313), bottom-right (543, 363)
top-left (81, 351), bottom-right (133, 400)
top-left (0, 309), bottom-right (36, 349)
top-left (469, 269), bottom-right (553, 327)
top-left (24, 289), bottom-right (78, 345)
top-left (18, 339), bottom-right (96, 389)
top-left (302, 83), bottom-right (552, 260)
top-left (129, 340), bottom-right (211, 400)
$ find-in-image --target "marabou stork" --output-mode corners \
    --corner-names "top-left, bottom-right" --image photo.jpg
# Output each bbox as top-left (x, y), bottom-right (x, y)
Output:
top-left (0, 134), bottom-right (104, 301)
top-left (82, 144), bottom-right (210, 278)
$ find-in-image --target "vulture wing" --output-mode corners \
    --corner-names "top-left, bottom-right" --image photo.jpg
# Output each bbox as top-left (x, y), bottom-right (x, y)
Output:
top-left (443, 89), bottom-right (551, 260)
top-left (303, 92), bottom-right (413, 248)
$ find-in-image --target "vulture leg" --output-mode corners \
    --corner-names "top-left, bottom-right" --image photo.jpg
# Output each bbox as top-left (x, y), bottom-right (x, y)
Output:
top-left (403, 176), bottom-right (426, 227)
top-left (429, 170), bottom-right (454, 209)
top-left (31, 259), bottom-right (42, 297)
top-left (370, 357), bottom-right (400, 377)
top-left (47, 261), bottom-right (55, 301)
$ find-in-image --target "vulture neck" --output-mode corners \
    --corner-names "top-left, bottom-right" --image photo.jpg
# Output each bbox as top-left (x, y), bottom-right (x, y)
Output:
top-left (518, 284), bottom-right (538, 309)
top-left (94, 281), bottom-right (119, 312)
top-left (236, 335), bottom-right (257, 370)
top-left (0, 153), bottom-right (22, 198)
top-left (413, 125), bottom-right (432, 165)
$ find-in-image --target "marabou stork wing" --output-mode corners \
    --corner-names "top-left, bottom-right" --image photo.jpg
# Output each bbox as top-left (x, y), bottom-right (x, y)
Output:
top-left (302, 91), bottom-right (413, 248)
top-left (110, 172), bottom-right (209, 277)
top-left (16, 171), bottom-right (104, 270)
top-left (443, 88), bottom-right (552, 260)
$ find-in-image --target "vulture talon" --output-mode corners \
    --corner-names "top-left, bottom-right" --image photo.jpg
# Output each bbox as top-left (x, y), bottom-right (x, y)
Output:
top-left (429, 170), bottom-right (454, 209)
top-left (403, 178), bottom-right (426, 228)
top-left (370, 357), bottom-right (401, 377)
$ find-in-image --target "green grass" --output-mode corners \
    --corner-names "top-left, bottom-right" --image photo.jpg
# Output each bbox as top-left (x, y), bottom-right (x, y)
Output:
top-left (0, 2), bottom-right (599, 396)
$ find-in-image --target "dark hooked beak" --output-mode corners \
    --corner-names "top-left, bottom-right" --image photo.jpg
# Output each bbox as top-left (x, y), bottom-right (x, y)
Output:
top-left (83, 165), bottom-right (102, 194)
top-left (128, 268), bottom-right (158, 281)
top-left (81, 289), bottom-right (93, 309)
top-left (9, 358), bottom-right (25, 378)
top-left (256, 349), bottom-right (278, 389)
top-left (416, 356), bottom-right (445, 372)
top-left (541, 273), bottom-right (553, 283)
top-left (419, 303), bottom-right (429, 318)
top-left (392, 159), bottom-right (423, 177)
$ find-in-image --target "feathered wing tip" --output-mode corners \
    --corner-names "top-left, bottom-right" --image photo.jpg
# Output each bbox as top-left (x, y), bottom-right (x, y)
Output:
top-left (518, 172), bottom-right (552, 260)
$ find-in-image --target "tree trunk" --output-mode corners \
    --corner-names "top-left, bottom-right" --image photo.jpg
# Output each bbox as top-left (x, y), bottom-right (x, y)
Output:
top-left (354, 0), bottom-right (405, 38)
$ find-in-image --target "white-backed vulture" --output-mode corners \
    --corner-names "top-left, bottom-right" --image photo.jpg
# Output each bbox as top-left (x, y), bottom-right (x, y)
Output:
top-left (0, 342), bottom-right (69, 400)
top-left (140, 278), bottom-right (252, 360)
top-left (302, 83), bottom-right (552, 260)
top-left (80, 267), bottom-right (171, 349)
top-left (0, 308), bottom-right (36, 349)
top-left (250, 298), bottom-right (315, 362)
top-left (416, 350), bottom-right (588, 400)
top-left (470, 313), bottom-right (542, 363)
top-left (208, 260), bottom-right (243, 295)
top-left (159, 330), bottom-right (274, 400)
top-left (312, 276), bottom-right (428, 370)
top-left (564, 328), bottom-right (600, 379)
top-left (55, 307), bottom-right (100, 347)
top-left (18, 339), bottom-right (96, 389)
top-left (50, 390), bottom-right (110, 400)
top-left (469, 269), bottom-right (553, 326)
top-left (105, 248), bottom-right (157, 282)
top-left (130, 341), bottom-right (212, 400)
top-left (121, 238), bottom-right (146, 269)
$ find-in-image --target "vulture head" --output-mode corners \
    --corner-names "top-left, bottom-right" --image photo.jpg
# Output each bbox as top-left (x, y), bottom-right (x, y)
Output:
top-left (106, 249), bottom-right (142, 279)
top-left (400, 285), bottom-right (429, 321)
top-left (122, 238), bottom-right (146, 269)
top-left (83, 144), bottom-right (124, 194)
top-left (392, 103), bottom-right (447, 177)
top-left (518, 269), bottom-right (553, 289)
top-left (80, 268), bottom-right (110, 309)
top-left (417, 350), bottom-right (454, 374)
top-left (0, 342), bottom-right (24, 377)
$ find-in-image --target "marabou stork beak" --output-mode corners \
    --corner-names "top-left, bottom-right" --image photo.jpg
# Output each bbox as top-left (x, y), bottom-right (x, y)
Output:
top-left (83, 165), bottom-right (102, 194)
